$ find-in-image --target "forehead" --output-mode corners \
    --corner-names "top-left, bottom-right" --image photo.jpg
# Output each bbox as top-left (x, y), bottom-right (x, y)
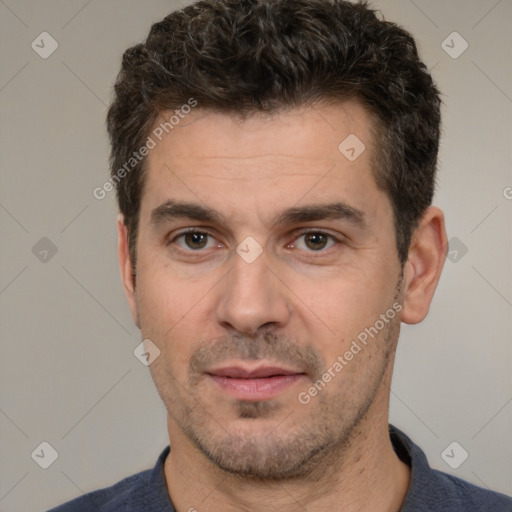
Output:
top-left (141, 100), bottom-right (387, 225)
top-left (149, 100), bottom-right (375, 166)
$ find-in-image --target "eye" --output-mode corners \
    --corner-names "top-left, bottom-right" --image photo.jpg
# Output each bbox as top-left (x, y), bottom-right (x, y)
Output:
top-left (172, 230), bottom-right (219, 251)
top-left (293, 231), bottom-right (337, 251)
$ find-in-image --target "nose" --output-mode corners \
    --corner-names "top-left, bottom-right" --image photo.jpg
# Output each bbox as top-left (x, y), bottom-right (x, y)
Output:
top-left (214, 247), bottom-right (291, 336)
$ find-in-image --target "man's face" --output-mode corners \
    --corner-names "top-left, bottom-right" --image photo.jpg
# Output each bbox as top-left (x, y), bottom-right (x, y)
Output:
top-left (127, 101), bottom-right (404, 479)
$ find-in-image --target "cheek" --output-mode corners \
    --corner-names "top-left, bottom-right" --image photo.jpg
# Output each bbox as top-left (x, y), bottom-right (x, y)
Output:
top-left (291, 263), bottom-right (395, 337)
top-left (137, 257), bottom-right (202, 328)
top-left (135, 262), bottom-right (218, 371)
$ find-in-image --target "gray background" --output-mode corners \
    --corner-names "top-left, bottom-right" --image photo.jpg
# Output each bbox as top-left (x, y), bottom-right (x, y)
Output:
top-left (1, 1), bottom-right (511, 510)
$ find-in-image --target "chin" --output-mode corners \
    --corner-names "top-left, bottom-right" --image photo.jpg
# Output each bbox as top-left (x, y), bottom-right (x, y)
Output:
top-left (184, 416), bottom-right (337, 481)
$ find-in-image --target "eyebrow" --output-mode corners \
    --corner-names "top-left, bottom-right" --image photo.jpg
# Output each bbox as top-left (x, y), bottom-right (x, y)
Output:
top-left (151, 200), bottom-right (226, 226)
top-left (150, 200), bottom-right (367, 229)
top-left (272, 202), bottom-right (366, 229)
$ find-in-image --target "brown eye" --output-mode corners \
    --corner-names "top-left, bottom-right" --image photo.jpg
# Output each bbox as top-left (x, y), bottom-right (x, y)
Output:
top-left (292, 231), bottom-right (337, 252)
top-left (184, 232), bottom-right (209, 249)
top-left (304, 233), bottom-right (329, 250)
top-left (172, 231), bottom-right (217, 251)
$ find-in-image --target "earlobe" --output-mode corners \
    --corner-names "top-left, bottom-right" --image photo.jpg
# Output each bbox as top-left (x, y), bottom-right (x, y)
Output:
top-left (401, 206), bottom-right (448, 325)
top-left (117, 214), bottom-right (140, 328)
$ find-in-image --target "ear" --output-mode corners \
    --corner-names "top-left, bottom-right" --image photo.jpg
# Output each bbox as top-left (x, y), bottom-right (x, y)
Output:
top-left (401, 206), bottom-right (447, 324)
top-left (117, 214), bottom-right (140, 328)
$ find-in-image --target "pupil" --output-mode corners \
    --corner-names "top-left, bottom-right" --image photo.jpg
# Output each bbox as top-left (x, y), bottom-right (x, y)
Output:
top-left (186, 232), bottom-right (207, 249)
top-left (306, 233), bottom-right (326, 250)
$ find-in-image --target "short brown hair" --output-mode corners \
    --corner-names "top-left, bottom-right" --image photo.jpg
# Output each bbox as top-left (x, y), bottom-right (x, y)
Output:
top-left (107, 0), bottom-right (441, 267)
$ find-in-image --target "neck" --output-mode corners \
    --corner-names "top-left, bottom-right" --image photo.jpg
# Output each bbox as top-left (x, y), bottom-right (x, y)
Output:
top-left (163, 382), bottom-right (410, 512)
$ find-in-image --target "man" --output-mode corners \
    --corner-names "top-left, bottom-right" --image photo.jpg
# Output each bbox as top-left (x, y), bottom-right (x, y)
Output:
top-left (50, 0), bottom-right (512, 511)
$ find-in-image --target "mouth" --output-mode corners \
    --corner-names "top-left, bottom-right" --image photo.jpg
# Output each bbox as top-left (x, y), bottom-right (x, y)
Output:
top-left (206, 364), bottom-right (307, 401)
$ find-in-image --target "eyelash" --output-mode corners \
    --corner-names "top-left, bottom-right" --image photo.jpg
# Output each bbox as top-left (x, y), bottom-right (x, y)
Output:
top-left (168, 228), bottom-right (341, 254)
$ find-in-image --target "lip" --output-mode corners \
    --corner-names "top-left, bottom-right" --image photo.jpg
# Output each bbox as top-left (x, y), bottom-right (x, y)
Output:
top-left (208, 365), bottom-right (301, 379)
top-left (207, 364), bottom-right (306, 401)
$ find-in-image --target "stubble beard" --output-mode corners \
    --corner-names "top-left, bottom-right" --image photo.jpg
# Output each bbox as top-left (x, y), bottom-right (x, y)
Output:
top-left (155, 311), bottom-right (400, 482)
top-left (146, 270), bottom-right (405, 482)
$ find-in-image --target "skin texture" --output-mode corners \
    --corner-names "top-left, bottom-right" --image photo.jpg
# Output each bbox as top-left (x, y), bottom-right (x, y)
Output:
top-left (118, 101), bottom-right (447, 511)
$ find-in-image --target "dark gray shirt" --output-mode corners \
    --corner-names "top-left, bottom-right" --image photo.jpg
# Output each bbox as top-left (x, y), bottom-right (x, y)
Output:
top-left (48, 425), bottom-right (512, 511)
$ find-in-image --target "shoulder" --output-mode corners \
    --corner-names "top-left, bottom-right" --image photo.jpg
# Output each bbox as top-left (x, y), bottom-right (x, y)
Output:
top-left (47, 446), bottom-right (173, 512)
top-left (389, 425), bottom-right (512, 512)
top-left (47, 470), bottom-right (151, 512)
top-left (427, 468), bottom-right (512, 511)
